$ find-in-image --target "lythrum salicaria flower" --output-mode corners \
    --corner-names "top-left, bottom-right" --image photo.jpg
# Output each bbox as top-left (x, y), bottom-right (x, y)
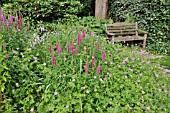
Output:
top-left (77, 32), bottom-right (82, 45)
top-left (82, 28), bottom-right (86, 39)
top-left (71, 44), bottom-right (74, 55)
top-left (98, 43), bottom-right (100, 51)
top-left (2, 43), bottom-right (6, 50)
top-left (85, 61), bottom-right (88, 74)
top-left (51, 54), bottom-right (55, 67)
top-left (92, 56), bottom-right (95, 67)
top-left (8, 15), bottom-right (13, 23)
top-left (49, 44), bottom-right (53, 54)
top-left (56, 44), bottom-right (62, 54)
top-left (102, 52), bottom-right (106, 61)
top-left (6, 23), bottom-right (10, 31)
top-left (97, 64), bottom-right (100, 74)
top-left (1, 9), bottom-right (6, 21)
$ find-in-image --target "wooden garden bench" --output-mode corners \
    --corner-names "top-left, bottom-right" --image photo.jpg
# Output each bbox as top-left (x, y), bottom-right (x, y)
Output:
top-left (105, 22), bottom-right (148, 48)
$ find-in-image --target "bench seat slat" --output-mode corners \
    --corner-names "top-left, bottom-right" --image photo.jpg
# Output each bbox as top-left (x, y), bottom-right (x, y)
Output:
top-left (107, 26), bottom-right (136, 30)
top-left (106, 23), bottom-right (136, 26)
top-left (108, 29), bottom-right (137, 32)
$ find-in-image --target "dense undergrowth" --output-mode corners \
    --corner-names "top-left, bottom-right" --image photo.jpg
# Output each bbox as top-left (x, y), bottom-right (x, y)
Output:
top-left (0, 10), bottom-right (170, 112)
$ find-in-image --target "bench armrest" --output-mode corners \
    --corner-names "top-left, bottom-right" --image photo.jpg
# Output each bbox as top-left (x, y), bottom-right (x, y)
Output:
top-left (139, 30), bottom-right (148, 34)
top-left (106, 31), bottom-right (115, 36)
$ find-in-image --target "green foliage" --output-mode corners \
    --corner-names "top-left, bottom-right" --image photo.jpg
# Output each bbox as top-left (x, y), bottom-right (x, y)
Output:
top-left (108, 0), bottom-right (170, 54)
top-left (2, 0), bottom-right (83, 23)
top-left (0, 37), bottom-right (10, 93)
top-left (78, 0), bottom-right (95, 16)
top-left (160, 56), bottom-right (170, 69)
top-left (0, 17), bottom-right (170, 112)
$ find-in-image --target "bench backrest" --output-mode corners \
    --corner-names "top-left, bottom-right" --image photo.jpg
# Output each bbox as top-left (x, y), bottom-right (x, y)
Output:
top-left (105, 22), bottom-right (138, 36)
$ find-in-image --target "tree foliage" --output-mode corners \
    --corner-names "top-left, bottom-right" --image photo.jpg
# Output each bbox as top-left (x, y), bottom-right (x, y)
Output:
top-left (108, 0), bottom-right (170, 54)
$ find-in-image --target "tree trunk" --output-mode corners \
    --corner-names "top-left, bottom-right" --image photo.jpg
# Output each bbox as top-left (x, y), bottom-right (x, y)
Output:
top-left (95, 0), bottom-right (108, 19)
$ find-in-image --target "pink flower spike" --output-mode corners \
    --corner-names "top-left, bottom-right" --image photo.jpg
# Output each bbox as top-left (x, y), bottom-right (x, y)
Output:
top-left (3, 43), bottom-right (6, 50)
top-left (71, 44), bottom-right (74, 55)
top-left (1, 9), bottom-right (6, 21)
top-left (85, 61), bottom-right (88, 74)
top-left (51, 54), bottom-right (55, 67)
top-left (49, 44), bottom-right (53, 54)
top-left (77, 32), bottom-right (82, 45)
top-left (98, 43), bottom-right (100, 51)
top-left (102, 52), bottom-right (106, 61)
top-left (92, 56), bottom-right (95, 68)
top-left (96, 64), bottom-right (101, 74)
top-left (19, 16), bottom-right (23, 27)
top-left (6, 23), bottom-right (10, 31)
top-left (8, 15), bottom-right (13, 23)
top-left (56, 44), bottom-right (62, 54)
top-left (82, 28), bottom-right (86, 39)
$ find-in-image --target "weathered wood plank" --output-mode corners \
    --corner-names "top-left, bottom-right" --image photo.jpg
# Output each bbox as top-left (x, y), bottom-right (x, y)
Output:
top-left (106, 22), bottom-right (136, 26)
top-left (108, 29), bottom-right (136, 32)
top-left (107, 26), bottom-right (136, 30)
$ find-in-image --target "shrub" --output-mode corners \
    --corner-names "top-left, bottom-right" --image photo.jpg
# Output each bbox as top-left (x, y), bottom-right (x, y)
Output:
top-left (2, 0), bottom-right (83, 23)
top-left (108, 0), bottom-right (170, 54)
top-left (78, 0), bottom-right (95, 16)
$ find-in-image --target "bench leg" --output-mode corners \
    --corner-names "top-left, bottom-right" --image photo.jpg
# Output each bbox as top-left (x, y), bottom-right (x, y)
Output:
top-left (111, 36), bottom-right (114, 44)
top-left (143, 34), bottom-right (147, 48)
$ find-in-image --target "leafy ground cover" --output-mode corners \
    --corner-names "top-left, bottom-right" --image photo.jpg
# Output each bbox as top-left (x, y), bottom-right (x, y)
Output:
top-left (0, 9), bottom-right (170, 112)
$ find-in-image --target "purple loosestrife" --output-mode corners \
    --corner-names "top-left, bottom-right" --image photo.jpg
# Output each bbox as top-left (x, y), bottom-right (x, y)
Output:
top-left (49, 44), bottom-right (53, 54)
top-left (85, 61), bottom-right (89, 74)
top-left (0, 18), bottom-right (2, 25)
top-left (19, 16), bottom-right (23, 26)
top-left (2, 43), bottom-right (6, 50)
top-left (92, 56), bottom-right (95, 68)
top-left (6, 23), bottom-right (10, 31)
top-left (97, 64), bottom-right (100, 74)
top-left (15, 16), bottom-right (18, 25)
top-left (8, 15), bottom-right (13, 23)
top-left (71, 44), bottom-right (74, 55)
top-left (1, 9), bottom-right (6, 21)
top-left (102, 52), bottom-right (106, 61)
top-left (82, 28), bottom-right (86, 39)
top-left (98, 43), bottom-right (100, 51)
top-left (77, 32), bottom-right (82, 45)
top-left (51, 54), bottom-right (55, 67)
top-left (56, 44), bottom-right (62, 54)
